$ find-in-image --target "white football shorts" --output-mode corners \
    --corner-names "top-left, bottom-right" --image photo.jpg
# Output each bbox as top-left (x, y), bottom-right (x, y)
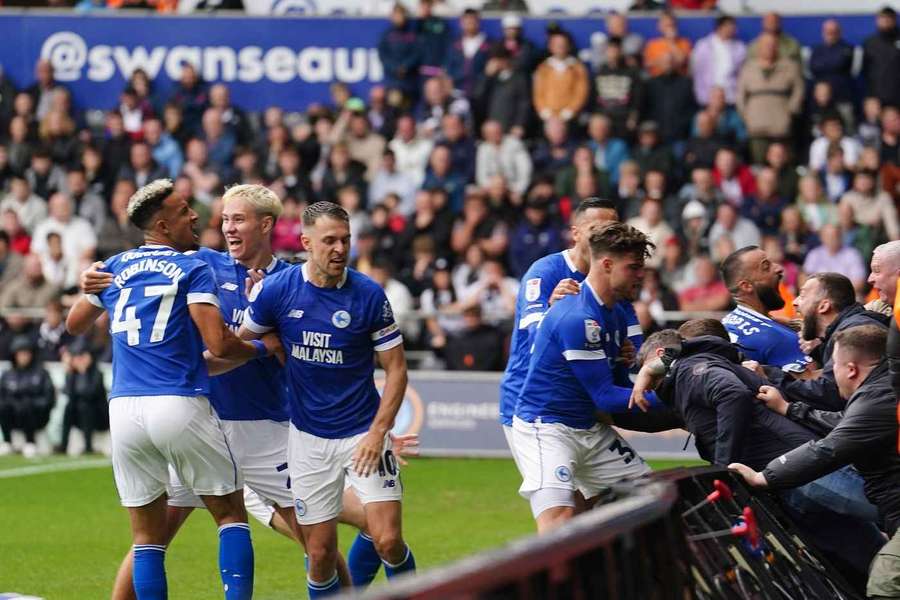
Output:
top-left (502, 424), bottom-right (526, 476)
top-left (289, 426), bottom-right (403, 525)
top-left (512, 416), bottom-right (650, 507)
top-left (109, 395), bottom-right (242, 508)
top-left (167, 419), bottom-right (293, 510)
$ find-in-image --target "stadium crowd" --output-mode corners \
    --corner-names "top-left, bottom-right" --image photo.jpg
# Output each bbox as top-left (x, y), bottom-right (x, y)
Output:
top-left (0, 6), bottom-right (897, 371)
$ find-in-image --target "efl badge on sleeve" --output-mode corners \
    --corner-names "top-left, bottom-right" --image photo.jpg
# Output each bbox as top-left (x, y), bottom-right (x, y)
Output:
top-left (525, 278), bottom-right (541, 302)
top-left (584, 319), bottom-right (602, 344)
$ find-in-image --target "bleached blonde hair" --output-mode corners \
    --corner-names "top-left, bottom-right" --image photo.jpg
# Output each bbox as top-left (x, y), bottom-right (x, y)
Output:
top-left (222, 184), bottom-right (283, 221)
top-left (127, 178), bottom-right (174, 229)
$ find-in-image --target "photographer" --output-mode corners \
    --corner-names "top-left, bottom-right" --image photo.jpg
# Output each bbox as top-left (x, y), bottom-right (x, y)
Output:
top-left (57, 337), bottom-right (107, 455)
top-left (0, 335), bottom-right (56, 458)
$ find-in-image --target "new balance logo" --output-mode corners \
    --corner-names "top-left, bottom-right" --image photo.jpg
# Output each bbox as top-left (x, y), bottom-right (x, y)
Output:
top-left (288, 310), bottom-right (304, 319)
top-left (220, 282), bottom-right (238, 291)
top-left (382, 480), bottom-right (396, 488)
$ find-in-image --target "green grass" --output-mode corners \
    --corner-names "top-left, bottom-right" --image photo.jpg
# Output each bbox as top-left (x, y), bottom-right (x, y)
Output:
top-left (0, 456), bottom-right (702, 599)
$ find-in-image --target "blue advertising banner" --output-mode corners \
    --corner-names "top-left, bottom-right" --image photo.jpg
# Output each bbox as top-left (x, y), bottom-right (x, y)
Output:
top-left (0, 13), bottom-right (875, 112)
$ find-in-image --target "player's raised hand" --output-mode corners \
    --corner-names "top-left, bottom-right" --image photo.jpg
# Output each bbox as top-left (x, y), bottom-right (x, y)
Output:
top-left (261, 332), bottom-right (284, 365)
top-left (352, 430), bottom-right (384, 477)
top-left (756, 385), bottom-right (788, 416)
top-left (80, 261), bottom-right (112, 294)
top-left (549, 278), bottom-right (580, 305)
top-left (617, 338), bottom-right (636, 367)
top-left (244, 268), bottom-right (265, 299)
top-left (799, 337), bottom-right (822, 356)
top-left (389, 433), bottom-right (420, 466)
top-left (728, 463), bottom-right (768, 488)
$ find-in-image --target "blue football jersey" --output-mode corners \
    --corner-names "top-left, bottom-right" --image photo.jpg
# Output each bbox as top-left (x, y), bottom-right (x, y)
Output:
top-left (499, 250), bottom-right (643, 425)
top-left (87, 244), bottom-right (217, 399)
top-left (515, 281), bottom-right (657, 430)
top-left (193, 247), bottom-right (290, 422)
top-left (244, 263), bottom-right (403, 438)
top-left (722, 305), bottom-right (811, 373)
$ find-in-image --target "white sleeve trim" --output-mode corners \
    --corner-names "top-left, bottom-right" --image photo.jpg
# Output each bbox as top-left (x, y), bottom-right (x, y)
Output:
top-left (371, 322), bottom-right (399, 341)
top-left (243, 313), bottom-right (274, 334)
top-left (518, 312), bottom-right (544, 330)
top-left (186, 292), bottom-right (220, 307)
top-left (85, 293), bottom-right (103, 308)
top-left (563, 349), bottom-right (607, 361)
top-left (374, 335), bottom-right (404, 352)
top-left (627, 324), bottom-right (642, 337)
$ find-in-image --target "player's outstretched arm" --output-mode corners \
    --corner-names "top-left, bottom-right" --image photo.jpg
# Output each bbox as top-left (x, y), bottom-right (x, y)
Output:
top-left (66, 296), bottom-right (106, 336)
top-left (352, 344), bottom-right (408, 477)
top-left (190, 303), bottom-right (279, 363)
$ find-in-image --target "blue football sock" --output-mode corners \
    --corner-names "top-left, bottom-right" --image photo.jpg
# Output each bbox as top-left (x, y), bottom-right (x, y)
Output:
top-left (218, 523), bottom-right (254, 600)
top-left (307, 572), bottom-right (341, 598)
top-left (133, 544), bottom-right (167, 600)
top-left (348, 532), bottom-right (381, 587)
top-left (382, 545), bottom-right (416, 579)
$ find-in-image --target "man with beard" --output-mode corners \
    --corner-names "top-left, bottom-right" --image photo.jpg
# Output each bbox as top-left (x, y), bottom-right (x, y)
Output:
top-left (720, 246), bottom-right (812, 374)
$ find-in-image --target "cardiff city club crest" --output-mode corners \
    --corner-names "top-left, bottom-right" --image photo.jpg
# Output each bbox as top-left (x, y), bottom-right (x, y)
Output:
top-left (584, 319), bottom-right (602, 344)
top-left (525, 278), bottom-right (541, 302)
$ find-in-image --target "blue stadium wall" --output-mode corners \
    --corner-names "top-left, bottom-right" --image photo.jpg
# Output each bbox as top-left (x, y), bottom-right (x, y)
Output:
top-left (0, 13), bottom-right (875, 112)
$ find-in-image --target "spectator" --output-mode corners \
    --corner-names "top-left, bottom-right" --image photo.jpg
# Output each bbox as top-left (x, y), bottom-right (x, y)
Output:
top-left (495, 13), bottom-right (542, 76)
top-left (378, 4), bottom-right (421, 103)
top-left (643, 52), bottom-right (696, 145)
top-left (63, 167), bottom-right (106, 233)
top-left (366, 85), bottom-right (398, 140)
top-left (423, 144), bottom-right (466, 211)
top-left (7, 116), bottom-right (34, 175)
top-left (200, 107), bottom-right (236, 170)
top-left (369, 259), bottom-right (418, 341)
top-left (839, 169), bottom-right (900, 246)
top-left (703, 86), bottom-right (747, 147)
top-left (436, 113), bottom-right (475, 184)
top-left (508, 195), bottom-right (563, 278)
top-left (1, 209), bottom-right (31, 255)
top-left (420, 258), bottom-right (464, 350)
top-left (737, 32), bottom-right (804, 164)
top-left (208, 83), bottom-right (252, 147)
top-left (691, 15), bottom-right (747, 106)
top-left (36, 234), bottom-right (74, 290)
top-left (713, 147), bottom-right (755, 207)
top-left (167, 63), bottom-right (208, 137)
top-left (445, 9), bottom-right (491, 98)
top-left (0, 175), bottom-right (46, 234)
top-left (878, 105), bottom-right (899, 167)
top-left (476, 120), bottom-right (532, 198)
top-left (863, 7), bottom-right (900, 107)
top-left (417, 75), bottom-right (471, 139)
top-left (118, 86), bottom-right (152, 142)
top-left (443, 304), bottom-right (506, 371)
top-left (388, 114), bottom-right (433, 187)
top-left (397, 190), bottom-right (453, 265)
top-left (683, 112), bottom-right (722, 173)
top-left (31, 192), bottom-right (97, 263)
top-left (25, 147), bottom-right (65, 201)
top-left (39, 110), bottom-right (79, 167)
top-left (532, 31), bottom-right (589, 123)
top-left (369, 149), bottom-right (417, 216)
top-left (257, 123), bottom-right (291, 181)
top-left (336, 110), bottom-right (386, 183)
top-left (397, 235), bottom-right (437, 298)
top-left (532, 117), bottom-right (575, 176)
top-left (586, 113), bottom-right (629, 185)
top-left (821, 145), bottom-right (852, 203)
top-left (593, 37), bottom-right (643, 140)
top-left (555, 146), bottom-right (608, 207)
top-left (0, 335), bottom-right (55, 458)
top-left (96, 179), bottom-right (142, 259)
top-left (809, 112), bottom-right (862, 172)
top-left (320, 143), bottom-right (367, 205)
top-left (615, 160), bottom-right (645, 220)
top-left (674, 167), bottom-right (723, 228)
top-left (584, 12), bottom-right (644, 72)
top-left (0, 230), bottom-right (23, 287)
top-left (180, 138), bottom-right (224, 204)
top-left (677, 254), bottom-right (732, 310)
top-left (458, 258), bottom-right (517, 330)
top-left (25, 60), bottom-right (62, 122)
top-left (742, 168), bottom-right (789, 236)
top-left (100, 111), bottom-right (132, 192)
top-left (632, 122), bottom-right (674, 178)
top-left (796, 174), bottom-right (837, 233)
top-left (142, 117), bottom-right (183, 178)
top-left (473, 46), bottom-right (530, 136)
top-left (762, 141), bottom-right (798, 203)
top-left (0, 253), bottom-right (59, 311)
top-left (803, 224), bottom-right (867, 289)
top-left (708, 202), bottom-right (761, 252)
top-left (415, 0), bottom-right (451, 79)
top-left (643, 12), bottom-right (692, 77)
top-left (809, 19), bottom-right (856, 118)
top-left (58, 337), bottom-right (107, 455)
top-left (273, 146), bottom-right (314, 204)
top-left (0, 65), bottom-right (17, 131)
top-left (117, 140), bottom-right (168, 190)
top-left (858, 97), bottom-right (882, 149)
top-left (748, 12), bottom-right (802, 64)
top-left (634, 266), bottom-right (680, 331)
top-left (628, 197), bottom-right (674, 270)
top-left (35, 297), bottom-right (72, 362)
top-left (450, 190), bottom-right (507, 259)
top-left (778, 205), bottom-right (819, 266)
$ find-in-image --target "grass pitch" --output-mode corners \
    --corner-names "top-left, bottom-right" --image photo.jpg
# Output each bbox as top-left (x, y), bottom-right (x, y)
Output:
top-left (0, 455), bottom-right (701, 599)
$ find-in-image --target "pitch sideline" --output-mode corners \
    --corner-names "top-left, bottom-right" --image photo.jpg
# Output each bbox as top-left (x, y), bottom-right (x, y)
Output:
top-left (0, 457), bottom-right (110, 479)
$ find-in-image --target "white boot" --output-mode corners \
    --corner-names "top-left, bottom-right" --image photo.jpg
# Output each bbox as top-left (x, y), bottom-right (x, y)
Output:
top-left (22, 442), bottom-right (37, 458)
top-left (0, 441), bottom-right (12, 456)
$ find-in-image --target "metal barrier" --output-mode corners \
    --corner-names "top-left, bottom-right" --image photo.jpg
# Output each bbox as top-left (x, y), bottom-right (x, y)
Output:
top-left (344, 467), bottom-right (865, 600)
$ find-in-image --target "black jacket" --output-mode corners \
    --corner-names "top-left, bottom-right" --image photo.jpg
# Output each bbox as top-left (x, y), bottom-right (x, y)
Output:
top-left (657, 336), bottom-right (817, 469)
top-left (863, 27), bottom-right (900, 106)
top-left (0, 361), bottom-right (55, 414)
top-left (764, 361), bottom-right (900, 535)
top-left (777, 304), bottom-right (888, 411)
